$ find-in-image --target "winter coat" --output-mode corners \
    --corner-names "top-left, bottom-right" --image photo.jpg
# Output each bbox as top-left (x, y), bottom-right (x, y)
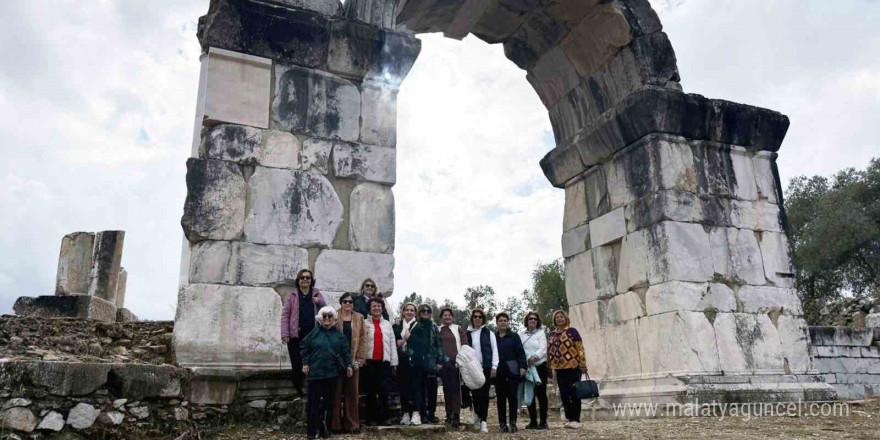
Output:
top-left (456, 345), bottom-right (486, 390)
top-left (336, 309), bottom-right (368, 367)
top-left (281, 288), bottom-right (327, 339)
top-left (300, 325), bottom-right (351, 381)
top-left (363, 316), bottom-right (399, 366)
top-left (466, 326), bottom-right (498, 371)
top-left (407, 318), bottom-right (442, 371)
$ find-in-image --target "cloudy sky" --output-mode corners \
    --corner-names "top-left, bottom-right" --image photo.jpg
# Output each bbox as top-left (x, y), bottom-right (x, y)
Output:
top-left (1, 0), bottom-right (878, 320)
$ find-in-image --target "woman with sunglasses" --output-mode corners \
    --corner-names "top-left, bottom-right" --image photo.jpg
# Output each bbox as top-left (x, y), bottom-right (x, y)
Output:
top-left (331, 293), bottom-right (367, 433)
top-left (362, 296), bottom-right (398, 426)
top-left (406, 304), bottom-right (442, 426)
top-left (393, 302), bottom-right (418, 425)
top-left (495, 312), bottom-right (526, 433)
top-left (300, 306), bottom-right (353, 439)
top-left (353, 278), bottom-right (389, 320)
top-left (281, 268), bottom-right (327, 396)
top-left (437, 307), bottom-right (469, 428)
top-left (466, 308), bottom-right (497, 434)
top-left (519, 311), bottom-right (549, 430)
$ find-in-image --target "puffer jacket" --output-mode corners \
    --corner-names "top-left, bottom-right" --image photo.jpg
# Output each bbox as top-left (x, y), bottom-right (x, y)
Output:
top-left (407, 318), bottom-right (442, 371)
top-left (281, 288), bottom-right (327, 339)
top-left (456, 345), bottom-right (485, 390)
top-left (300, 325), bottom-right (351, 381)
top-left (363, 316), bottom-right (399, 366)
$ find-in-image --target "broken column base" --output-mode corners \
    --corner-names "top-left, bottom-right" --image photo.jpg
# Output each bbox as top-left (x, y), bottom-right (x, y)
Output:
top-left (13, 295), bottom-right (117, 323)
top-left (598, 374), bottom-right (838, 406)
top-left (187, 367), bottom-right (297, 404)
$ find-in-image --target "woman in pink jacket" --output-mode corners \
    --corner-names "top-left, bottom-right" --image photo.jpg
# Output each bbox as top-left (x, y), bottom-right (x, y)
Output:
top-left (281, 268), bottom-right (326, 396)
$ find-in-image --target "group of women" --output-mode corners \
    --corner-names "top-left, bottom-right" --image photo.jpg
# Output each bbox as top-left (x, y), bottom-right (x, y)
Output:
top-left (281, 269), bottom-right (590, 439)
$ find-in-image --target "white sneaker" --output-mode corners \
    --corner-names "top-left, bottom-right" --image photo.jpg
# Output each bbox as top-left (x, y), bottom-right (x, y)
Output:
top-left (400, 413), bottom-right (411, 426)
top-left (568, 421), bottom-right (581, 429)
top-left (480, 421), bottom-right (488, 433)
top-left (411, 413), bottom-right (422, 426)
top-left (471, 414), bottom-right (480, 427)
top-left (563, 421), bottom-right (571, 428)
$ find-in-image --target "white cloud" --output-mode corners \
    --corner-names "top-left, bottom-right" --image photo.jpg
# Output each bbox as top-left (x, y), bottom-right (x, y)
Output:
top-left (0, 1), bottom-right (878, 319)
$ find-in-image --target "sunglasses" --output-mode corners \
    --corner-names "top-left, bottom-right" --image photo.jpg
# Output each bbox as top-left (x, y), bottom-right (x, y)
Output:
top-left (321, 314), bottom-right (334, 319)
top-left (341, 300), bottom-right (354, 304)
top-left (528, 317), bottom-right (538, 321)
top-left (420, 309), bottom-right (431, 314)
top-left (299, 276), bottom-right (312, 281)
top-left (472, 315), bottom-right (484, 319)
top-left (364, 284), bottom-right (375, 288)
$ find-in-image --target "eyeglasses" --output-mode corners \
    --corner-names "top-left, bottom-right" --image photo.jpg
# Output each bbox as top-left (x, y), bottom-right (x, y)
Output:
top-left (341, 300), bottom-right (354, 304)
top-left (300, 276), bottom-right (312, 281)
top-left (472, 315), bottom-right (484, 319)
top-left (420, 309), bottom-right (431, 314)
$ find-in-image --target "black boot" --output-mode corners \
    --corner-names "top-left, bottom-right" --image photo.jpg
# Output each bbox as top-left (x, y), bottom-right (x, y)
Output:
top-left (526, 419), bottom-right (538, 429)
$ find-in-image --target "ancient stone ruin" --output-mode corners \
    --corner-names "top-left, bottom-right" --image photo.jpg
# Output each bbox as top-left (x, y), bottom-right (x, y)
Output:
top-left (171, 0), bottom-right (843, 404)
top-left (14, 231), bottom-right (136, 323)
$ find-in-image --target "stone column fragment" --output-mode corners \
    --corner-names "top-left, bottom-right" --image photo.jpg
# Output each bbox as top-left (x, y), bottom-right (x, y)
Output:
top-left (55, 232), bottom-right (95, 295)
top-left (115, 267), bottom-right (128, 308)
top-left (87, 231), bottom-right (125, 305)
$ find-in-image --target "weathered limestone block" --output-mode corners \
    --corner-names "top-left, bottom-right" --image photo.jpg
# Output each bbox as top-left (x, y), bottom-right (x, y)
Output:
top-left (644, 281), bottom-right (736, 316)
top-left (349, 183), bottom-right (395, 253)
top-left (752, 151), bottom-right (779, 203)
top-left (626, 191), bottom-right (730, 233)
top-left (272, 0), bottom-right (343, 16)
top-left (332, 142), bottom-right (396, 185)
top-left (580, 326), bottom-right (608, 378)
top-left (344, 0), bottom-right (396, 28)
top-left (327, 21), bottom-right (421, 86)
top-left (729, 200), bottom-right (783, 232)
top-left (360, 81), bottom-right (397, 147)
top-left (776, 315), bottom-right (813, 374)
top-left (115, 267), bottom-right (128, 308)
top-left (271, 64), bottom-right (361, 142)
top-left (759, 231), bottom-right (795, 288)
top-left (182, 158), bottom-right (247, 242)
top-left (708, 227), bottom-right (766, 285)
top-left (200, 124), bottom-right (263, 164)
top-left (569, 299), bottom-right (601, 333)
top-left (0, 407), bottom-right (36, 433)
top-left (866, 313), bottom-right (880, 329)
top-left (583, 160), bottom-right (610, 220)
top-left (729, 146), bottom-right (758, 200)
top-left (809, 327), bottom-right (874, 347)
top-left (616, 221), bottom-right (713, 293)
top-left (174, 284), bottom-right (284, 367)
top-left (503, 6), bottom-right (570, 70)
top-left (0, 361), bottom-right (111, 396)
top-left (713, 313), bottom-right (784, 373)
top-left (14, 295), bottom-right (118, 322)
top-left (55, 232), bottom-right (95, 296)
top-left (525, 45), bottom-right (580, 108)
top-left (589, 207), bottom-right (625, 247)
top-left (262, 130), bottom-right (302, 168)
top-left (604, 291), bottom-right (645, 323)
top-left (561, 223), bottom-right (590, 258)
top-left (603, 319), bottom-right (642, 377)
top-left (107, 364), bottom-right (184, 399)
top-left (590, 243), bottom-right (619, 298)
top-left (87, 231), bottom-right (125, 305)
top-left (198, 0), bottom-right (331, 68)
top-left (244, 167), bottom-right (344, 247)
top-left (559, 4), bottom-right (632, 78)
top-left (200, 48), bottom-right (272, 129)
top-left (737, 285), bottom-right (802, 315)
top-left (116, 308), bottom-right (138, 323)
top-left (539, 142), bottom-right (584, 189)
top-left (469, 0), bottom-right (525, 43)
top-left (302, 138), bottom-right (333, 174)
top-left (314, 249), bottom-right (394, 295)
top-left (562, 178), bottom-right (587, 232)
top-left (189, 241), bottom-right (309, 286)
top-left (637, 311), bottom-right (720, 376)
top-left (564, 250), bottom-right (597, 306)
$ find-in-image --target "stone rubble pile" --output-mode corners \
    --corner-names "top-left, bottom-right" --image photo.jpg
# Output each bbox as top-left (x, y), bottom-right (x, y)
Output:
top-left (815, 298), bottom-right (878, 329)
top-left (0, 316), bottom-right (172, 365)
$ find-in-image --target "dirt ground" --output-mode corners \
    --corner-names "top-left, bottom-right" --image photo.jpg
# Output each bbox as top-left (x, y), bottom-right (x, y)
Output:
top-left (208, 399), bottom-right (880, 440)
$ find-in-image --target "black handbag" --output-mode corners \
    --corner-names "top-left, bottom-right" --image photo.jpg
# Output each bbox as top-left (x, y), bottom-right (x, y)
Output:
top-left (503, 360), bottom-right (520, 377)
top-left (574, 373), bottom-right (600, 399)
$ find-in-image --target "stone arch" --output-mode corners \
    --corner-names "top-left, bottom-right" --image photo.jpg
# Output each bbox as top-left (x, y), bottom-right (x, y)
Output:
top-left (175, 0), bottom-right (834, 404)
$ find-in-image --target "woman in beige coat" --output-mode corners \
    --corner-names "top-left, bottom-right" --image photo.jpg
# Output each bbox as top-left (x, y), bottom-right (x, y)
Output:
top-left (332, 292), bottom-right (368, 433)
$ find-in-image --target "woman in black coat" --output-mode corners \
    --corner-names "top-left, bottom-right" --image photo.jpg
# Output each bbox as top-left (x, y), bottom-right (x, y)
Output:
top-left (494, 312), bottom-right (527, 433)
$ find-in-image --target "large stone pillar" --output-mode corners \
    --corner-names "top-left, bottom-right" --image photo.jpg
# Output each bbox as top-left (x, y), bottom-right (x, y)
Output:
top-left (55, 232), bottom-right (95, 295)
top-left (87, 230), bottom-right (125, 305)
top-left (174, 0), bottom-right (417, 372)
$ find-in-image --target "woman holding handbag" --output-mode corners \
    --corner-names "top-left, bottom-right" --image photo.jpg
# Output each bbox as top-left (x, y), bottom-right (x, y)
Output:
top-left (547, 310), bottom-right (588, 429)
top-left (494, 313), bottom-right (527, 433)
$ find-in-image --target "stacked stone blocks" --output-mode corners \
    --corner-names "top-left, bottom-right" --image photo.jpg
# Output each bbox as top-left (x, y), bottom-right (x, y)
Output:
top-left (177, 0), bottom-right (417, 370)
top-left (809, 327), bottom-right (880, 399)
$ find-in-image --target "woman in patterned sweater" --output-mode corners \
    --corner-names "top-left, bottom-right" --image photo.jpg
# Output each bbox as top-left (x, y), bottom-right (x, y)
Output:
top-left (547, 310), bottom-right (588, 429)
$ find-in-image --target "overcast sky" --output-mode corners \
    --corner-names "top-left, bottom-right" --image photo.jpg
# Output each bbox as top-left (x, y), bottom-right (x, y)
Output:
top-left (1, 0), bottom-right (878, 320)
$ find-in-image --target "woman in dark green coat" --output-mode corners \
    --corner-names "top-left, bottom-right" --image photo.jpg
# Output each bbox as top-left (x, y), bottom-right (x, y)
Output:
top-left (301, 306), bottom-right (353, 439)
top-left (406, 303), bottom-right (442, 425)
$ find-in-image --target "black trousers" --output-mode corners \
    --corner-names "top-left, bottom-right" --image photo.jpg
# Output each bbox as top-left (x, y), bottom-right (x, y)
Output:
top-left (422, 370), bottom-right (438, 418)
top-left (411, 365), bottom-right (427, 415)
top-left (472, 368), bottom-right (492, 421)
top-left (287, 338), bottom-right (304, 393)
top-left (397, 361), bottom-right (414, 414)
top-left (363, 360), bottom-right (391, 424)
top-left (527, 363), bottom-right (549, 424)
top-left (555, 368), bottom-right (582, 422)
top-left (495, 373), bottom-right (521, 427)
top-left (307, 377), bottom-right (337, 437)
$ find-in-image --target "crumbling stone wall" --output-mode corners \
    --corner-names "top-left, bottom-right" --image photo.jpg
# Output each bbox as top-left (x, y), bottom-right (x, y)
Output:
top-left (810, 327), bottom-right (880, 399)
